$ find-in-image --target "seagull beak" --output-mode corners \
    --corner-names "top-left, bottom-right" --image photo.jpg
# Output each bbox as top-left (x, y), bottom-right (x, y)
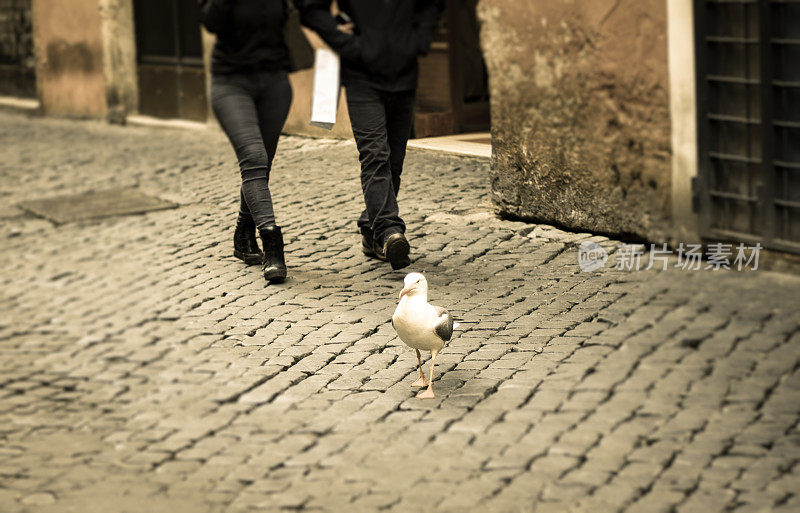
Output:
top-left (399, 286), bottom-right (411, 299)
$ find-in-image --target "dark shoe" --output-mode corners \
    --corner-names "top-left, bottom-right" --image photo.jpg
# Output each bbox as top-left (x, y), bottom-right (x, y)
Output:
top-left (381, 232), bottom-right (411, 270)
top-left (233, 215), bottom-right (262, 265)
top-left (260, 225), bottom-right (287, 283)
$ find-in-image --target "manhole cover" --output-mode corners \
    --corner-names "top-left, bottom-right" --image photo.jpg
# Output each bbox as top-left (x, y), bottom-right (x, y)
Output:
top-left (18, 189), bottom-right (177, 224)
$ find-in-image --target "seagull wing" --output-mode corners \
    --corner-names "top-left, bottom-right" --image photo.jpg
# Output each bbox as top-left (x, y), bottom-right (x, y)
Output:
top-left (433, 306), bottom-right (455, 342)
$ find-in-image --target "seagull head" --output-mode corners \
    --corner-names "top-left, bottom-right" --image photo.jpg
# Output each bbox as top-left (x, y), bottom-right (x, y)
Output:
top-left (399, 272), bottom-right (428, 299)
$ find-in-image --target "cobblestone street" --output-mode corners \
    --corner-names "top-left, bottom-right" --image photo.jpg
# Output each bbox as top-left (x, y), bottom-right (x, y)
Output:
top-left (1, 110), bottom-right (799, 513)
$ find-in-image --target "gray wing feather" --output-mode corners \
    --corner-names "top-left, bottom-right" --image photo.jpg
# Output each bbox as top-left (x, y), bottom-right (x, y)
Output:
top-left (433, 306), bottom-right (454, 342)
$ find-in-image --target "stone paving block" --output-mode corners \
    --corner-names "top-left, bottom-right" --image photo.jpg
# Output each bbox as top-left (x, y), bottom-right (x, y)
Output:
top-left (625, 489), bottom-right (686, 513)
top-left (676, 487), bottom-right (737, 513)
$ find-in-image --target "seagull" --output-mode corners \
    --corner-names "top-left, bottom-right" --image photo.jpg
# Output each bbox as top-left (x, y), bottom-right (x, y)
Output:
top-left (392, 272), bottom-right (457, 399)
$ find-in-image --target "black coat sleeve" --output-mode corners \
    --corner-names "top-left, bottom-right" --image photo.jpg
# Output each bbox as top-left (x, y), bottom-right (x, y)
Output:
top-left (297, 0), bottom-right (360, 61)
top-left (414, 0), bottom-right (444, 55)
top-left (199, 0), bottom-right (234, 34)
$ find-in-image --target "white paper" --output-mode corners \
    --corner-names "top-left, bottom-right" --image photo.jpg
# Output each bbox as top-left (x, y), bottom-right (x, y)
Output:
top-left (310, 48), bottom-right (340, 130)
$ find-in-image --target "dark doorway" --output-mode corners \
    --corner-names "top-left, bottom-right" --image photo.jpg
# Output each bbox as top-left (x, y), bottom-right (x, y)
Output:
top-left (694, 0), bottom-right (800, 254)
top-left (133, 0), bottom-right (207, 121)
top-left (414, 0), bottom-right (490, 138)
top-left (0, 0), bottom-right (35, 97)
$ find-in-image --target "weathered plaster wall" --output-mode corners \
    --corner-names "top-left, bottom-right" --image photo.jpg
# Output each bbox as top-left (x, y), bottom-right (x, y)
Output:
top-left (478, 0), bottom-right (672, 241)
top-left (668, 0), bottom-right (700, 244)
top-left (32, 0), bottom-right (107, 117)
top-left (99, 0), bottom-right (137, 120)
top-left (202, 27), bottom-right (214, 122)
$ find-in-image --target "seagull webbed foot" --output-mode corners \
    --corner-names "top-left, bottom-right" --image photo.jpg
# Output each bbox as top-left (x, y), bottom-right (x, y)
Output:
top-left (411, 374), bottom-right (430, 387)
top-left (417, 386), bottom-right (435, 399)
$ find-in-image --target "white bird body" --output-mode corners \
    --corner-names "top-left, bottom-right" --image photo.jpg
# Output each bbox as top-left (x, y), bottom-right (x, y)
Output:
top-left (392, 273), bottom-right (456, 399)
top-left (392, 297), bottom-right (446, 352)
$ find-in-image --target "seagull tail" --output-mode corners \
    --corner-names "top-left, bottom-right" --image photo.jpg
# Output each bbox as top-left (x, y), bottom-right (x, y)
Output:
top-left (453, 322), bottom-right (460, 329)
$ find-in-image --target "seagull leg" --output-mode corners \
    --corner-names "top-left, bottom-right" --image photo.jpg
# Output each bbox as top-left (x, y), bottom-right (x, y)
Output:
top-left (417, 350), bottom-right (438, 399)
top-left (411, 349), bottom-right (429, 387)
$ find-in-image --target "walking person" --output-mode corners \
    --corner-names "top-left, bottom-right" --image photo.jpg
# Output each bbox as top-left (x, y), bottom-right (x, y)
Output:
top-left (299, 0), bottom-right (443, 270)
top-left (200, 0), bottom-right (296, 283)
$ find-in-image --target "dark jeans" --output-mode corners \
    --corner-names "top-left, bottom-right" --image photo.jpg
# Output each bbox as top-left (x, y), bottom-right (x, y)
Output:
top-left (345, 82), bottom-right (415, 246)
top-left (211, 70), bottom-right (292, 232)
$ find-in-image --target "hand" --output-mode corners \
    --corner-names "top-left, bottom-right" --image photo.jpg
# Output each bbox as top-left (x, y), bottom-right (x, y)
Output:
top-left (337, 22), bottom-right (354, 35)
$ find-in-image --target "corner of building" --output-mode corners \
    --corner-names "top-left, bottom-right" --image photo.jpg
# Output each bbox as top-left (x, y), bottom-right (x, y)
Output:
top-left (667, 0), bottom-right (701, 246)
top-left (98, 0), bottom-right (138, 123)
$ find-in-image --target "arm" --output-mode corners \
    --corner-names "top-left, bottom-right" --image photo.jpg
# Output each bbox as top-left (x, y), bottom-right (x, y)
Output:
top-left (297, 0), bottom-right (360, 61)
top-left (198, 0), bottom-right (234, 34)
top-left (414, 0), bottom-right (444, 55)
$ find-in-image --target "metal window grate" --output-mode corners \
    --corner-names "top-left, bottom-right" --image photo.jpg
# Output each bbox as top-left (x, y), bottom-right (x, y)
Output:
top-left (694, 0), bottom-right (800, 253)
top-left (0, 0), bottom-right (35, 97)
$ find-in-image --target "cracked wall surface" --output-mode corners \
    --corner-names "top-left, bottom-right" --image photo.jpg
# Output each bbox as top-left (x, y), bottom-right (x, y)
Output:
top-left (478, 0), bottom-right (672, 241)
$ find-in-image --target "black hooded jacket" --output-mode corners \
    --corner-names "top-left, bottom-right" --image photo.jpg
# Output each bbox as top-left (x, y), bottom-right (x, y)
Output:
top-left (199, 0), bottom-right (289, 74)
top-left (298, 0), bottom-right (443, 91)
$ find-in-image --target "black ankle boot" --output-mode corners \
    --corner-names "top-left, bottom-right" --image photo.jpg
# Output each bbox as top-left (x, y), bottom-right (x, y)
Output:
top-left (233, 215), bottom-right (262, 265)
top-left (260, 225), bottom-right (287, 283)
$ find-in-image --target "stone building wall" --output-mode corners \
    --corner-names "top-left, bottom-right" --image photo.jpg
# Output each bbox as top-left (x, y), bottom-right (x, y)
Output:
top-left (32, 0), bottom-right (107, 117)
top-left (477, 0), bottom-right (672, 241)
top-left (98, 0), bottom-right (137, 119)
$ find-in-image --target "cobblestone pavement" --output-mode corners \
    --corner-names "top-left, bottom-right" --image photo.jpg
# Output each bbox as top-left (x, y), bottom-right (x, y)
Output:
top-left (1, 110), bottom-right (799, 513)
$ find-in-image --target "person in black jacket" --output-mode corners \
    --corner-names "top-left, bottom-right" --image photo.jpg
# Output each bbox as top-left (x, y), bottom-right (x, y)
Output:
top-left (299, 0), bottom-right (443, 270)
top-left (200, 0), bottom-right (293, 283)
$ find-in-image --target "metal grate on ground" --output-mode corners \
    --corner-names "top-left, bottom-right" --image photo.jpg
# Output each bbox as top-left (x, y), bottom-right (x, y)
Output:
top-left (18, 188), bottom-right (178, 224)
